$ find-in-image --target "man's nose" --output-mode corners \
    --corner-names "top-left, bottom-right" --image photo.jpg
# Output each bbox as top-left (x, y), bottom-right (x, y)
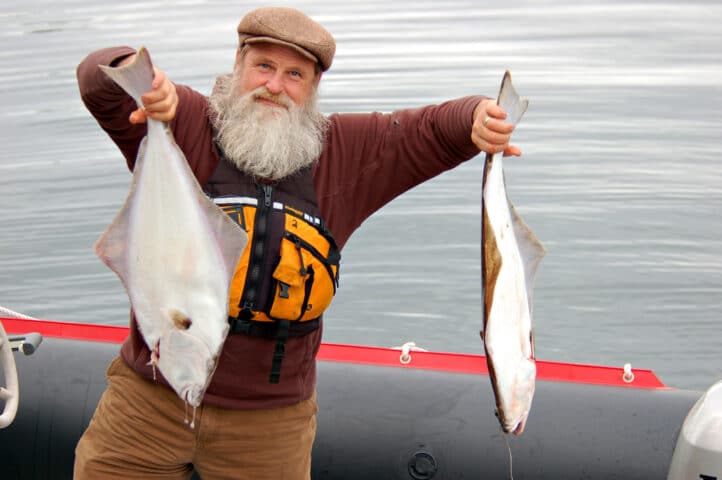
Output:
top-left (265, 72), bottom-right (283, 94)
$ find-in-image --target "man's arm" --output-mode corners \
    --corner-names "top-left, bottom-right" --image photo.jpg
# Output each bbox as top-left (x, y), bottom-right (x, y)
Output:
top-left (317, 95), bottom-right (519, 249)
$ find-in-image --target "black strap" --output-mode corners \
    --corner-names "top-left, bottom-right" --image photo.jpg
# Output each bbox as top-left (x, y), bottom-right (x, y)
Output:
top-left (269, 320), bottom-right (291, 384)
top-left (228, 317), bottom-right (320, 337)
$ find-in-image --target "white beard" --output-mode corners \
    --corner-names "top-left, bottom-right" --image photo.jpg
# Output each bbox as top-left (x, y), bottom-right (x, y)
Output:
top-left (208, 74), bottom-right (329, 181)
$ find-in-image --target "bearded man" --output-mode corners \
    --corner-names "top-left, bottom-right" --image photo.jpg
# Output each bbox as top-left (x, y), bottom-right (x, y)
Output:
top-left (75, 6), bottom-right (520, 480)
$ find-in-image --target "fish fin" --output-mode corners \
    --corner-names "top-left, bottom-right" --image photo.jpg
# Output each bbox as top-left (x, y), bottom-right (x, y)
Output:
top-left (98, 47), bottom-right (153, 106)
top-left (93, 136), bottom-right (150, 285)
top-left (93, 209), bottom-right (130, 280)
top-left (509, 203), bottom-right (545, 310)
top-left (201, 196), bottom-right (248, 287)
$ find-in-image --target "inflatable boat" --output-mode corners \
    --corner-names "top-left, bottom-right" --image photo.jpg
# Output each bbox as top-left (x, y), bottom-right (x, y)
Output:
top-left (1, 317), bottom-right (720, 479)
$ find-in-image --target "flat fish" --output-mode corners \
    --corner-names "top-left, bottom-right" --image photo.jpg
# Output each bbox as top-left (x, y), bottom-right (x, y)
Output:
top-left (95, 47), bottom-right (247, 414)
top-left (481, 71), bottom-right (545, 435)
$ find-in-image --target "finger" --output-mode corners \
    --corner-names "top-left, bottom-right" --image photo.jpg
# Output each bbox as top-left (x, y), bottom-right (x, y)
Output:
top-left (147, 103), bottom-right (177, 122)
top-left (143, 93), bottom-right (174, 115)
top-left (140, 84), bottom-right (169, 106)
top-left (484, 101), bottom-right (508, 121)
top-left (474, 106), bottom-right (513, 135)
top-left (472, 119), bottom-right (513, 145)
top-left (142, 78), bottom-right (177, 119)
top-left (144, 89), bottom-right (177, 121)
top-left (151, 67), bottom-right (166, 90)
top-left (487, 129), bottom-right (513, 146)
top-left (471, 130), bottom-right (509, 155)
top-left (129, 108), bottom-right (148, 125)
top-left (503, 145), bottom-right (522, 157)
top-left (141, 69), bottom-right (170, 104)
top-left (482, 98), bottom-right (498, 112)
top-left (482, 116), bottom-right (515, 135)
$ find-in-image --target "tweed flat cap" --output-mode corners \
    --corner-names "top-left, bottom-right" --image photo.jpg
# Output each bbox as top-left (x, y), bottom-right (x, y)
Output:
top-left (237, 7), bottom-right (336, 71)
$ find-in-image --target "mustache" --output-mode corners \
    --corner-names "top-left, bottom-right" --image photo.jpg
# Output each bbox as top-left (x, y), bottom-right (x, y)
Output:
top-left (249, 87), bottom-right (294, 109)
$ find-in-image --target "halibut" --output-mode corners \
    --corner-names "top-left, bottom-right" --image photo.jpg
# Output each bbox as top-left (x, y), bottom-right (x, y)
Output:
top-left (94, 48), bottom-right (247, 412)
top-left (481, 71), bottom-right (545, 435)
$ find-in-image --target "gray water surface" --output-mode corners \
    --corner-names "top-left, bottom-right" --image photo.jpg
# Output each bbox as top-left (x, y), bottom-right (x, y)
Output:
top-left (1, 0), bottom-right (721, 390)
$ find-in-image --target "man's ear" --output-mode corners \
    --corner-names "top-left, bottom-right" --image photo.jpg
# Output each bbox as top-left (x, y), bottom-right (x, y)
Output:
top-left (314, 71), bottom-right (323, 88)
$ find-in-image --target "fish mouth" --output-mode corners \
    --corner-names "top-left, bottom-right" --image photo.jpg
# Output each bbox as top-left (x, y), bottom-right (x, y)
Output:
top-left (182, 385), bottom-right (204, 408)
top-left (497, 408), bottom-right (528, 436)
top-left (511, 420), bottom-right (526, 436)
top-left (504, 414), bottom-right (528, 436)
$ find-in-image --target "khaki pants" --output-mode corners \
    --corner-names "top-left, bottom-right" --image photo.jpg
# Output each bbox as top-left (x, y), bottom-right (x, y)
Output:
top-left (74, 357), bottom-right (317, 480)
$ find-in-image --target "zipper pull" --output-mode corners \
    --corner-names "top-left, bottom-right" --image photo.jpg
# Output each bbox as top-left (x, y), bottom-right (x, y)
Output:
top-left (294, 238), bottom-right (308, 276)
top-left (263, 185), bottom-right (273, 207)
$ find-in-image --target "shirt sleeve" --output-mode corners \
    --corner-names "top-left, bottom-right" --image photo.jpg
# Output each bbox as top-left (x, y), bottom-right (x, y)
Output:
top-left (315, 96), bottom-right (484, 249)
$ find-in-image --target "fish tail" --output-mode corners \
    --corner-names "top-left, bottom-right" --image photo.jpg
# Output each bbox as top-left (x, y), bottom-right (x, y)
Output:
top-left (97, 47), bottom-right (154, 107)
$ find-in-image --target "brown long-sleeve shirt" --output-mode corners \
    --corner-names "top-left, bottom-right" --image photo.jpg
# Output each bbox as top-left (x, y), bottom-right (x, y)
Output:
top-left (77, 46), bottom-right (483, 409)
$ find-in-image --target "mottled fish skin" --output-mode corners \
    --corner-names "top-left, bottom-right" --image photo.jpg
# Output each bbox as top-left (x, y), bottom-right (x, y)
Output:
top-left (95, 47), bottom-right (247, 409)
top-left (481, 71), bottom-right (545, 435)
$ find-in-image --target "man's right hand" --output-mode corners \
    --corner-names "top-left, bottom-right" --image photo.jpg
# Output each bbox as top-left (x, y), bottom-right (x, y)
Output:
top-left (117, 54), bottom-right (178, 124)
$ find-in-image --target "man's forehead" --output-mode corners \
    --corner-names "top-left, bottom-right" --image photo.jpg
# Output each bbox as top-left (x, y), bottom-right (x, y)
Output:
top-left (244, 43), bottom-right (317, 70)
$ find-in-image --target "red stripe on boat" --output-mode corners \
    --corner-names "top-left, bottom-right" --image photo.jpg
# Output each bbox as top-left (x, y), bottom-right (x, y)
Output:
top-left (1, 317), bottom-right (667, 389)
top-left (2, 317), bottom-right (129, 343)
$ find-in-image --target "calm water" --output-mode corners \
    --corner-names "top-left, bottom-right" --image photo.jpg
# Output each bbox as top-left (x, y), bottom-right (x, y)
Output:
top-left (1, 0), bottom-right (721, 391)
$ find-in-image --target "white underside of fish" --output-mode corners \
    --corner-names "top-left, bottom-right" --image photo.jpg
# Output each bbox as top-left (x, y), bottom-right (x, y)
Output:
top-left (482, 71), bottom-right (545, 435)
top-left (94, 48), bottom-right (247, 412)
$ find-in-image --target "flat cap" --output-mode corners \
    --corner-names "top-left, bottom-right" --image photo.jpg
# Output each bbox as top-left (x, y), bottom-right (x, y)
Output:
top-left (237, 7), bottom-right (336, 71)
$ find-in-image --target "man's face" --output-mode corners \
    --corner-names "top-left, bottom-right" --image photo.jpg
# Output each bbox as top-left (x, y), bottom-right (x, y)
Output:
top-left (209, 42), bottom-right (329, 181)
top-left (236, 43), bottom-right (320, 109)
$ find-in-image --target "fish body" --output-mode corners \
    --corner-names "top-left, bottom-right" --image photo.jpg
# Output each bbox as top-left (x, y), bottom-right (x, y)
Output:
top-left (95, 48), bottom-right (247, 408)
top-left (481, 71), bottom-right (544, 435)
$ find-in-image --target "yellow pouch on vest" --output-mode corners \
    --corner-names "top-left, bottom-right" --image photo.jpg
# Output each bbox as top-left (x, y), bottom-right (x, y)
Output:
top-left (266, 211), bottom-right (339, 322)
top-left (219, 200), bottom-right (339, 322)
